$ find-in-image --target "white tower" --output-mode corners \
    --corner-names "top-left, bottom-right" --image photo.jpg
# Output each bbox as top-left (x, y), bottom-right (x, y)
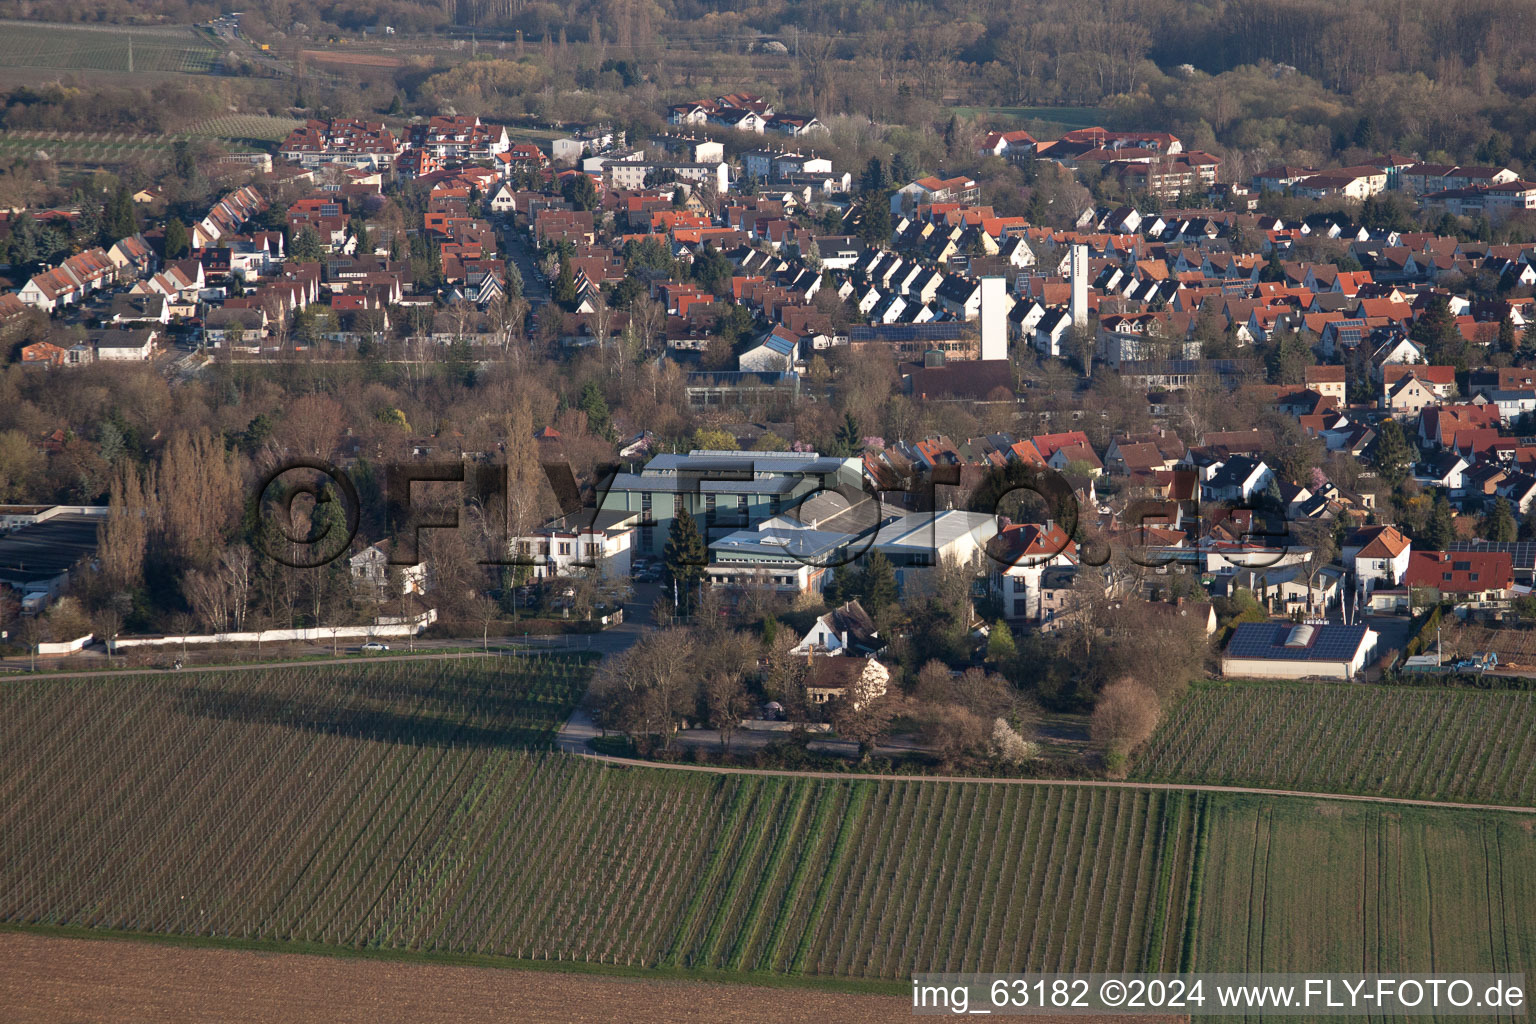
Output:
top-left (1069, 244), bottom-right (1090, 329)
top-left (979, 276), bottom-right (1007, 361)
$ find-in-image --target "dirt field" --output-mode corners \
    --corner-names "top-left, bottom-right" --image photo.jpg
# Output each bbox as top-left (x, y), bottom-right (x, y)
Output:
top-left (0, 931), bottom-right (1190, 1023)
top-left (0, 932), bottom-right (909, 1023)
top-left (300, 49), bottom-right (406, 68)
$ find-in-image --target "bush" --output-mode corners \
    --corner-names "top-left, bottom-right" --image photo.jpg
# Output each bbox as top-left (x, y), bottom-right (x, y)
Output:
top-left (1089, 677), bottom-right (1162, 756)
top-left (989, 717), bottom-right (1039, 765)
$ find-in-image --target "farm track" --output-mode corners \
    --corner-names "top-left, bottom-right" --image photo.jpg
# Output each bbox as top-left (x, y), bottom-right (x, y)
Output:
top-left (9, 659), bottom-right (1535, 814)
top-left (569, 752), bottom-right (1536, 814)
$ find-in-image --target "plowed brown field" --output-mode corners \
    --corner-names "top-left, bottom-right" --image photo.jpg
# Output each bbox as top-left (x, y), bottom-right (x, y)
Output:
top-left (0, 932), bottom-right (909, 1023)
top-left (0, 931), bottom-right (1188, 1023)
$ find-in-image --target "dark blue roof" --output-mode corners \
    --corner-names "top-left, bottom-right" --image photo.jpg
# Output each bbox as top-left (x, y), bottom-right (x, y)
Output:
top-left (850, 323), bottom-right (968, 342)
top-left (1225, 621), bottom-right (1371, 661)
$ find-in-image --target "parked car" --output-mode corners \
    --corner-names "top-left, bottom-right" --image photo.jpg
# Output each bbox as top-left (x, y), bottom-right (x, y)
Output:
top-left (361, 641), bottom-right (389, 653)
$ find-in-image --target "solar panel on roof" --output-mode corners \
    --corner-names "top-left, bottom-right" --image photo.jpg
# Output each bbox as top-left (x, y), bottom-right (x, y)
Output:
top-left (1449, 540), bottom-right (1536, 566)
top-left (1225, 621), bottom-right (1368, 661)
top-left (849, 324), bottom-right (968, 342)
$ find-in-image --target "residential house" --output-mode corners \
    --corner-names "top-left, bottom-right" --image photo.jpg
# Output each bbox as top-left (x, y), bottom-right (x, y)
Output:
top-left (804, 656), bottom-right (890, 709)
top-left (1200, 456), bottom-right (1275, 503)
top-left (791, 599), bottom-right (882, 657)
top-left (989, 522), bottom-right (1078, 625)
top-left (348, 540), bottom-right (428, 596)
top-left (1404, 550), bottom-right (1515, 608)
top-left (1341, 525), bottom-right (1411, 595)
top-left (511, 509), bottom-right (639, 581)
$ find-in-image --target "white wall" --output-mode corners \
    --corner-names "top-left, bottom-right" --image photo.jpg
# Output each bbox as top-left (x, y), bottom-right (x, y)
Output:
top-left (109, 609), bottom-right (437, 652)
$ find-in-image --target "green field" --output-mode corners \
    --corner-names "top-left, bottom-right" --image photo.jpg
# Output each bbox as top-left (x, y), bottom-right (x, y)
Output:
top-left (954, 104), bottom-right (1105, 131)
top-left (1132, 681), bottom-right (1536, 806)
top-left (1195, 796), bottom-right (1535, 976)
top-left (0, 126), bottom-right (269, 165)
top-left (0, 131), bottom-right (179, 166)
top-left (0, 21), bottom-right (220, 75)
top-left (0, 659), bottom-right (1200, 977)
top-left (0, 661), bottom-right (1531, 989)
top-left (188, 115), bottom-right (303, 143)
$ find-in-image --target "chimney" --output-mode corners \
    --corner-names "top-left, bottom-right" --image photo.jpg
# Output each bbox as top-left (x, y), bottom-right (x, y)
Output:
top-left (979, 275), bottom-right (1006, 360)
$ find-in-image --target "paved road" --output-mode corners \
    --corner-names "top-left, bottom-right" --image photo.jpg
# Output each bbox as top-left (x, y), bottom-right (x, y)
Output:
top-left (565, 750), bottom-right (1536, 815)
top-left (500, 220), bottom-right (550, 304)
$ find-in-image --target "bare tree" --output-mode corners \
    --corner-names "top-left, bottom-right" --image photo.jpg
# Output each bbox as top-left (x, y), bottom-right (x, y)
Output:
top-left (185, 544), bottom-right (255, 633)
top-left (488, 292), bottom-right (528, 360)
top-left (829, 691), bottom-right (898, 759)
top-left (158, 429), bottom-right (242, 570)
top-left (1090, 677), bottom-right (1162, 761)
top-left (591, 628), bottom-right (698, 749)
top-left (589, 287), bottom-right (613, 351)
top-left (916, 702), bottom-right (990, 765)
top-left (264, 295), bottom-right (292, 354)
top-left (704, 671), bottom-right (753, 753)
top-left (631, 295), bottom-right (665, 356)
top-left (93, 592), bottom-right (131, 665)
top-left (98, 463), bottom-right (153, 590)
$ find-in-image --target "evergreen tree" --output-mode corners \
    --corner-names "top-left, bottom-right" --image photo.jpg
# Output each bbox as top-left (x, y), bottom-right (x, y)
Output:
top-left (860, 156), bottom-right (886, 194)
top-left (104, 186), bottom-right (138, 242)
top-left (662, 508), bottom-right (707, 614)
top-left (831, 411), bottom-right (861, 456)
top-left (859, 191), bottom-right (893, 247)
top-left (1499, 313), bottom-right (1518, 354)
top-left (560, 173), bottom-right (598, 211)
top-left (5, 212), bottom-right (37, 268)
top-left (349, 217), bottom-right (370, 256)
top-left (578, 379), bottom-right (612, 439)
top-left (858, 548), bottom-right (897, 614)
top-left (1370, 418), bottom-right (1413, 486)
top-left (1425, 495), bottom-right (1455, 551)
top-left (1266, 332), bottom-right (1314, 385)
top-left (72, 189), bottom-right (102, 247)
top-left (172, 140), bottom-right (197, 184)
top-left (552, 257), bottom-right (578, 308)
top-left (291, 226), bottom-right (325, 262)
top-left (1522, 317), bottom-right (1536, 358)
top-left (943, 115), bottom-right (960, 154)
top-left (307, 482), bottom-right (353, 621)
top-left (1411, 295), bottom-right (1464, 369)
top-left (1260, 250), bottom-right (1286, 282)
top-left (163, 218), bottom-right (189, 259)
top-left (1483, 497), bottom-right (1518, 543)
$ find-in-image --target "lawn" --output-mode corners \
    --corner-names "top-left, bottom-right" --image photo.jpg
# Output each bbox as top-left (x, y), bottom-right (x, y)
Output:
top-left (953, 104), bottom-right (1105, 131)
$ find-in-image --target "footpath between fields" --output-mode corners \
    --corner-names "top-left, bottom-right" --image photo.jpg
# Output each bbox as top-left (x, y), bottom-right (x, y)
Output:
top-left (566, 750), bottom-right (1536, 815)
